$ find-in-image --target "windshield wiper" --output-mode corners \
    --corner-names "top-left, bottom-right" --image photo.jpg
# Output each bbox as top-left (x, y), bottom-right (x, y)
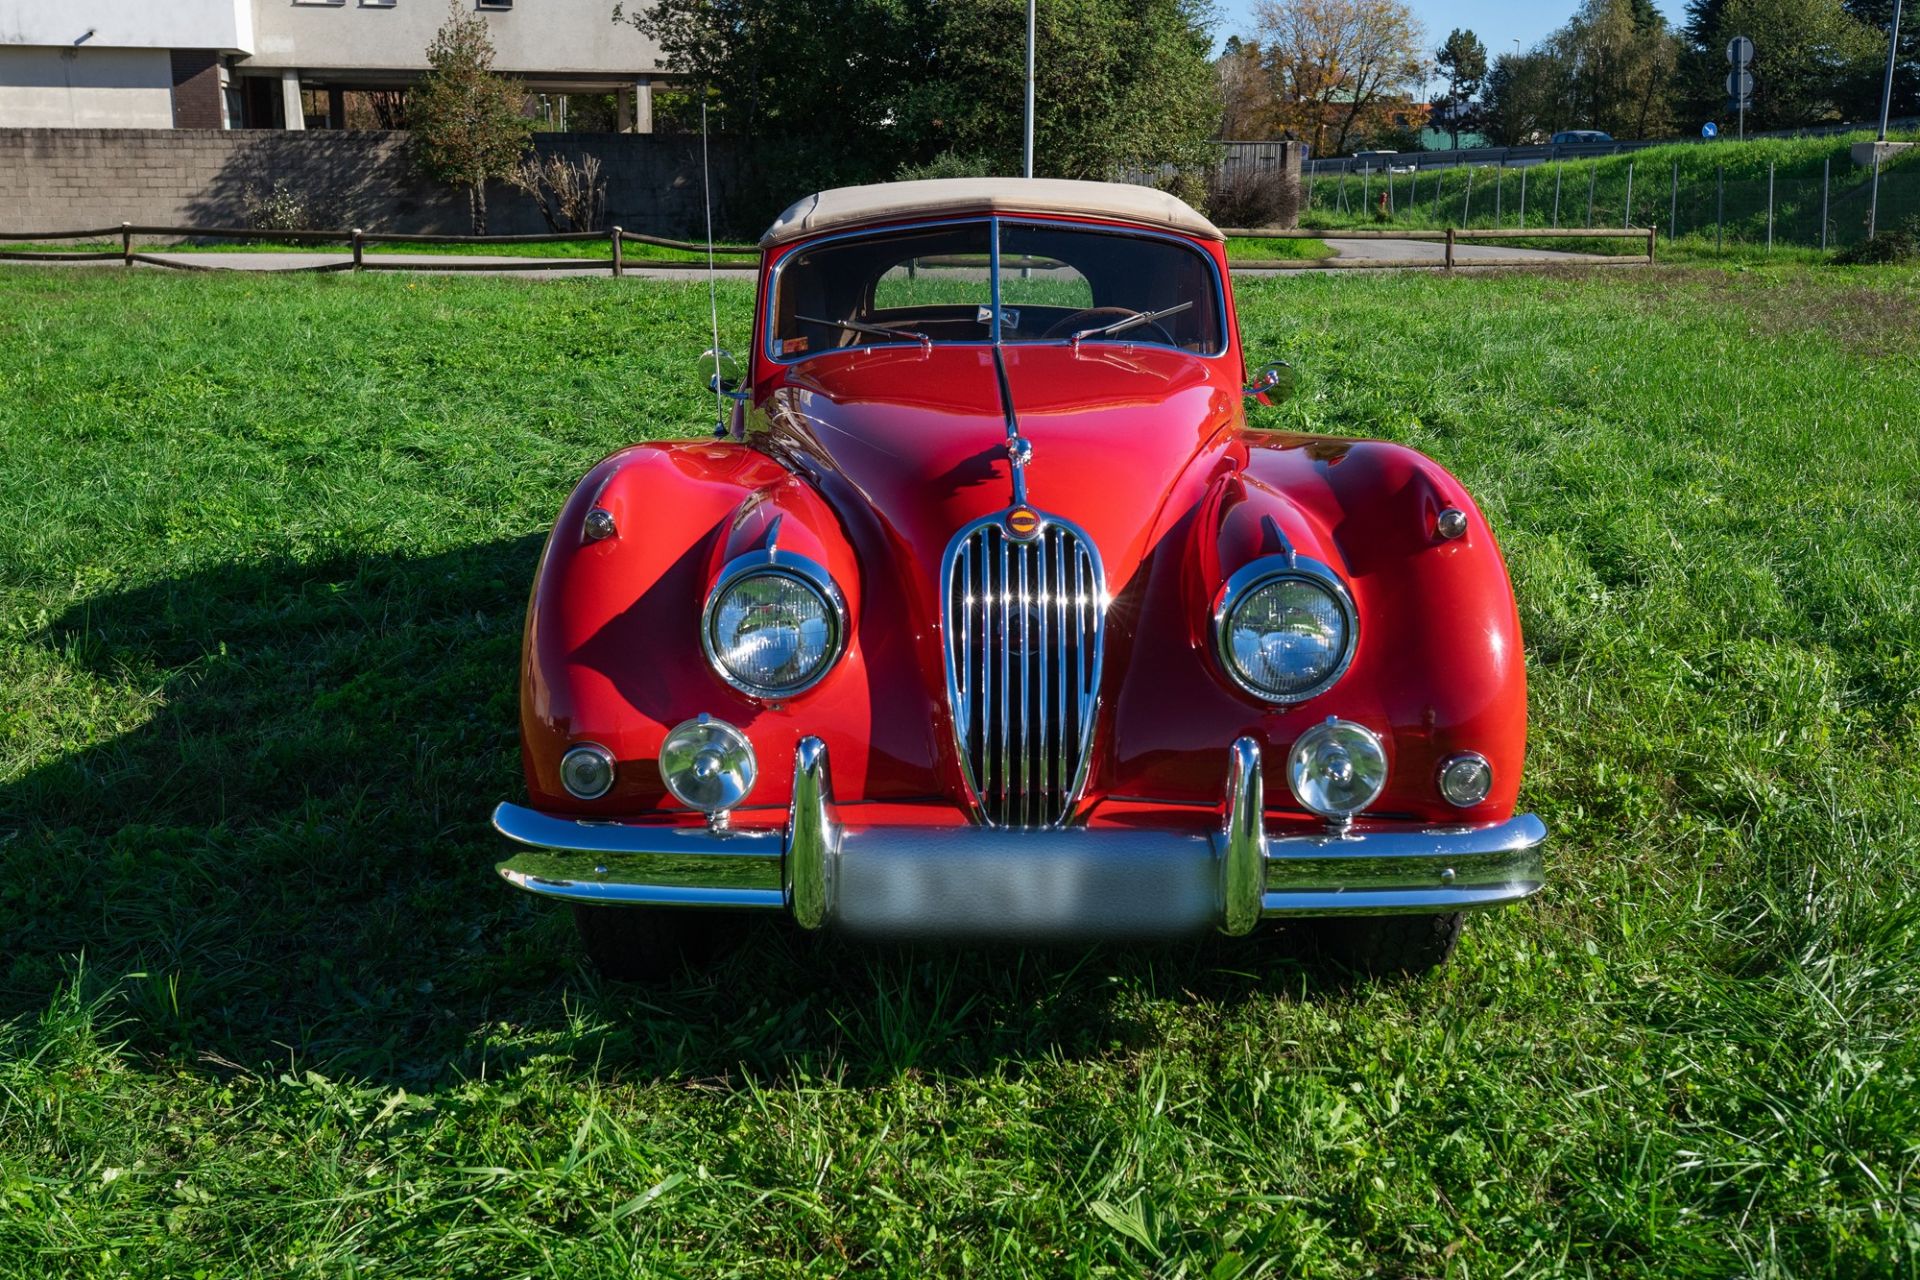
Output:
top-left (1070, 300), bottom-right (1194, 345)
top-left (795, 313), bottom-right (932, 351)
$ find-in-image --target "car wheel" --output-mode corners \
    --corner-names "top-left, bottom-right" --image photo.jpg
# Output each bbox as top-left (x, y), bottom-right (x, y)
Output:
top-left (1315, 912), bottom-right (1463, 976)
top-left (570, 905), bottom-right (745, 982)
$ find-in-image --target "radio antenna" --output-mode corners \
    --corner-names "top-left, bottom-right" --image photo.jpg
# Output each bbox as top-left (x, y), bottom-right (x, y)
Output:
top-left (701, 97), bottom-right (726, 438)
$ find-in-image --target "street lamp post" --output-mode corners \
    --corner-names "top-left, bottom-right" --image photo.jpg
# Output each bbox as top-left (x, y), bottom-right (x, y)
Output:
top-left (1879, 0), bottom-right (1905, 142)
top-left (1024, 0), bottom-right (1036, 178)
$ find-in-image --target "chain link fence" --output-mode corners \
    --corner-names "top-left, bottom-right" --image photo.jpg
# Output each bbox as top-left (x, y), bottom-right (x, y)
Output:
top-left (1302, 157), bottom-right (1920, 252)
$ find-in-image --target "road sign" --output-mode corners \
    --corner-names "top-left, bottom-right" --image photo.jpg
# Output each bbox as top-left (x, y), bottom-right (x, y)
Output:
top-left (1702, 121), bottom-right (1719, 138)
top-left (1726, 70), bottom-right (1754, 101)
top-left (1727, 35), bottom-right (1754, 66)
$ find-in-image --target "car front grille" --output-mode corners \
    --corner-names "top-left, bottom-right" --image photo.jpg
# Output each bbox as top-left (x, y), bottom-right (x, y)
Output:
top-left (941, 513), bottom-right (1105, 828)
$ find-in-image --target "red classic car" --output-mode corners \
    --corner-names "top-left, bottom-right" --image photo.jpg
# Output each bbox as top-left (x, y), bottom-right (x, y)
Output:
top-left (492, 178), bottom-right (1545, 979)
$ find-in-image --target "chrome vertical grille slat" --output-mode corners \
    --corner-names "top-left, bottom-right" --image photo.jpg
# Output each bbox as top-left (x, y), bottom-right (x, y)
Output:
top-left (941, 512), bottom-right (1105, 829)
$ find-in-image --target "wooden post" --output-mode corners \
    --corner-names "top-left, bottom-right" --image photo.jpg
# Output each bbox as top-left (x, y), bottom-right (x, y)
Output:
top-left (351, 227), bottom-right (364, 271)
top-left (611, 226), bottom-right (624, 278)
top-left (1647, 225), bottom-right (1656, 266)
top-left (1445, 226), bottom-right (1456, 270)
top-left (121, 221), bottom-right (131, 266)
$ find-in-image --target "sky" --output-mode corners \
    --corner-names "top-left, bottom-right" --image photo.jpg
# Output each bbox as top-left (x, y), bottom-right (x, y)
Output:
top-left (1212, 0), bottom-right (1689, 79)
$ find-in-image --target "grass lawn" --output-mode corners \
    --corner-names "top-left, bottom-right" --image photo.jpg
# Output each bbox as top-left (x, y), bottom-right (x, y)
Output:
top-left (1, 262), bottom-right (1917, 1276)
top-left (1225, 236), bottom-right (1334, 262)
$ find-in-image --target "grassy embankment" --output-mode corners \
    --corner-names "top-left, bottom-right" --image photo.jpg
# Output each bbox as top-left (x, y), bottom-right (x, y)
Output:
top-left (1, 262), bottom-right (1916, 1276)
top-left (1304, 130), bottom-right (1920, 261)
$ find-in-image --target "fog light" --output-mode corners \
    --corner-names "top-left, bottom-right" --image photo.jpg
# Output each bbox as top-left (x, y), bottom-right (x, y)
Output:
top-left (660, 715), bottom-right (757, 817)
top-left (1287, 718), bottom-right (1387, 829)
top-left (559, 743), bottom-right (616, 800)
top-left (1437, 752), bottom-right (1493, 807)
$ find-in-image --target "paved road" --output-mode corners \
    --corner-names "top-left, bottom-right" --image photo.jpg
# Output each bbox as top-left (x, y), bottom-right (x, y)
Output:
top-left (1323, 237), bottom-right (1605, 265)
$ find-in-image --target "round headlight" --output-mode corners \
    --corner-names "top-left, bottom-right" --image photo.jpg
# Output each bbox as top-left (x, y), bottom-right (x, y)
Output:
top-left (1287, 718), bottom-right (1387, 822)
top-left (703, 567), bottom-right (843, 697)
top-left (659, 716), bottom-right (757, 813)
top-left (559, 743), bottom-right (616, 800)
top-left (1217, 568), bottom-right (1355, 703)
top-left (1437, 752), bottom-right (1493, 807)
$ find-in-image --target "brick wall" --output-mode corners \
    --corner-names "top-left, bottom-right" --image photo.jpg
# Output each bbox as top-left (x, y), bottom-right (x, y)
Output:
top-left (168, 52), bottom-right (223, 131)
top-left (0, 129), bottom-right (743, 237)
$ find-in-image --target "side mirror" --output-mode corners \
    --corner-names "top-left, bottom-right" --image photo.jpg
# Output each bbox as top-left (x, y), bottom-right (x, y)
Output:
top-left (1244, 361), bottom-right (1295, 406)
top-left (703, 348), bottom-right (747, 401)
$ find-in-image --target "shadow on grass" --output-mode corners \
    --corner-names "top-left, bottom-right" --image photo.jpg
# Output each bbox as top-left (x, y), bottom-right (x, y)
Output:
top-left (0, 539), bottom-right (1344, 1090)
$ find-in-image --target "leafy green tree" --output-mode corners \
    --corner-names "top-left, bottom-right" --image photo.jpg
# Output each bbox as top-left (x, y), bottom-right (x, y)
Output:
top-left (410, 0), bottom-right (532, 233)
top-left (618, 0), bottom-right (1223, 228)
top-left (1432, 28), bottom-right (1488, 146)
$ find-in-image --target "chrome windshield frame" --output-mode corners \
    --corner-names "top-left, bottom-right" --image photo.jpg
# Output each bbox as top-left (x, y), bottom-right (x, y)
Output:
top-left (761, 215), bottom-right (1229, 367)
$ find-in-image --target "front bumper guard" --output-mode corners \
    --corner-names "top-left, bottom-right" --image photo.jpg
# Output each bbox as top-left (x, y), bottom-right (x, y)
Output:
top-left (494, 736), bottom-right (1546, 940)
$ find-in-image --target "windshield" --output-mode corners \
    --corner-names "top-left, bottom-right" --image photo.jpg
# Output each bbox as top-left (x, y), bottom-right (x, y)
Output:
top-left (767, 218), bottom-right (1225, 361)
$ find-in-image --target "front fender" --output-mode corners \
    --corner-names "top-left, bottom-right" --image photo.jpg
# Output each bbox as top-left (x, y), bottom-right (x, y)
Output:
top-left (1104, 433), bottom-right (1527, 825)
top-left (519, 442), bottom-right (942, 817)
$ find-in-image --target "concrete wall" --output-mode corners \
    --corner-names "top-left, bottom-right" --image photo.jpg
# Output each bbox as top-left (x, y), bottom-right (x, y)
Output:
top-left (0, 128), bottom-right (739, 236)
top-left (0, 48), bottom-right (176, 130)
top-left (0, 0), bottom-right (252, 54)
top-left (247, 0), bottom-right (665, 80)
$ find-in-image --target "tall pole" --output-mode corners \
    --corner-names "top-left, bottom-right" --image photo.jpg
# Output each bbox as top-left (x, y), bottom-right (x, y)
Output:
top-left (1023, 0), bottom-right (1036, 178)
top-left (1877, 0), bottom-right (1906, 141)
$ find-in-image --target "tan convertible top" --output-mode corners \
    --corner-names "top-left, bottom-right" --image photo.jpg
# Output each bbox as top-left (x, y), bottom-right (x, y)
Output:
top-left (760, 177), bottom-right (1224, 247)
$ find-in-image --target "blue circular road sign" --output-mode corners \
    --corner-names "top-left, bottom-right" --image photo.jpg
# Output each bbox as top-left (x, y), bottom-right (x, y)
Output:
top-left (1702, 121), bottom-right (1720, 138)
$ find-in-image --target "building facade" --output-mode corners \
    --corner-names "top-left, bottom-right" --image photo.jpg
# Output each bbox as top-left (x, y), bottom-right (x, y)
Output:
top-left (0, 0), bottom-right (669, 132)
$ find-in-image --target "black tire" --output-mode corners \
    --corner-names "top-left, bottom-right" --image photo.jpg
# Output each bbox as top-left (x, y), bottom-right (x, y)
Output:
top-left (570, 905), bottom-right (746, 982)
top-left (1315, 912), bottom-right (1463, 977)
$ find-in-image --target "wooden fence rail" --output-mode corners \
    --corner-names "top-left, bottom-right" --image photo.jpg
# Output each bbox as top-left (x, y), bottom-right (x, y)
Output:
top-left (2, 221), bottom-right (1657, 275)
top-left (0, 222), bottom-right (761, 274)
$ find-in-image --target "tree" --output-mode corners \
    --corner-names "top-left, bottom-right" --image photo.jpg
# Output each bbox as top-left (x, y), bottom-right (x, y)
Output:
top-left (410, 1), bottom-right (532, 233)
top-left (1217, 36), bottom-right (1269, 138)
top-left (1482, 49), bottom-right (1573, 144)
top-left (619, 0), bottom-right (1223, 228)
top-left (1553, 0), bottom-right (1682, 139)
top-left (1431, 28), bottom-right (1488, 146)
top-left (1717, 0), bottom-right (1881, 129)
top-left (1248, 0), bottom-right (1429, 156)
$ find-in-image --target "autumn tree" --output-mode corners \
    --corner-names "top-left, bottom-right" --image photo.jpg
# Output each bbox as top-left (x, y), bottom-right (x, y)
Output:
top-left (1431, 28), bottom-right (1488, 147)
top-left (1248, 0), bottom-right (1428, 157)
top-left (410, 0), bottom-right (531, 233)
top-left (1553, 0), bottom-right (1682, 138)
top-left (1217, 36), bottom-right (1269, 138)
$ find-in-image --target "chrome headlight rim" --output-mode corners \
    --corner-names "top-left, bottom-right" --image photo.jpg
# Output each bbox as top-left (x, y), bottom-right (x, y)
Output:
top-left (1211, 555), bottom-right (1359, 706)
top-left (700, 549), bottom-right (848, 699)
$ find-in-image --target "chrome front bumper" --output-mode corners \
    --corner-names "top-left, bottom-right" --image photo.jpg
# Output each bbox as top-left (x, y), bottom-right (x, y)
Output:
top-left (494, 737), bottom-right (1546, 940)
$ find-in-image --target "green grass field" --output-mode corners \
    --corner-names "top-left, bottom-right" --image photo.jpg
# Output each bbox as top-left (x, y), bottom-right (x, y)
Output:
top-left (1, 262), bottom-right (1917, 1277)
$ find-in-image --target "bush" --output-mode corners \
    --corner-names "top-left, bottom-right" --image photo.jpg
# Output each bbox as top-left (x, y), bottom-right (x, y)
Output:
top-left (242, 179), bottom-right (327, 232)
top-left (893, 151), bottom-right (996, 182)
top-left (1834, 213), bottom-right (1920, 264)
top-left (1206, 165), bottom-right (1297, 228)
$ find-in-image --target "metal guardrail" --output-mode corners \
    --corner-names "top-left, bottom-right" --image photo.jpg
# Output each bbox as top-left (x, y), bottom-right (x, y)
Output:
top-left (0, 222), bottom-right (761, 274)
top-left (1282, 115), bottom-right (1920, 175)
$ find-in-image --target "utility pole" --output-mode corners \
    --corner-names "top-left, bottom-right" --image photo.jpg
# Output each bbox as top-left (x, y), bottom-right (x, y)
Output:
top-left (1879, 0), bottom-right (1905, 142)
top-left (1023, 0), bottom-right (1036, 178)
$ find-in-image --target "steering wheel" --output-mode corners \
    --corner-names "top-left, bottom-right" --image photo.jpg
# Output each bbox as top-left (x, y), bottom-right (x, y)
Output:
top-left (1042, 306), bottom-right (1177, 346)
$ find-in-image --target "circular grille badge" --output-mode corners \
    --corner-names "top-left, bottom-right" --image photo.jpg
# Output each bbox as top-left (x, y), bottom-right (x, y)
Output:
top-left (1005, 506), bottom-right (1042, 540)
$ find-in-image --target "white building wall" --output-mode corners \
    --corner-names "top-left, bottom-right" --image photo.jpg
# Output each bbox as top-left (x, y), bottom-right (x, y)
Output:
top-left (0, 47), bottom-right (175, 128)
top-left (0, 0), bottom-right (253, 54)
top-left (246, 0), bottom-right (663, 80)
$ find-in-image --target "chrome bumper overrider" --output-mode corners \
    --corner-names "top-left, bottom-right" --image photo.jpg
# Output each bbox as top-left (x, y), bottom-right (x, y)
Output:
top-left (494, 737), bottom-right (1547, 940)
